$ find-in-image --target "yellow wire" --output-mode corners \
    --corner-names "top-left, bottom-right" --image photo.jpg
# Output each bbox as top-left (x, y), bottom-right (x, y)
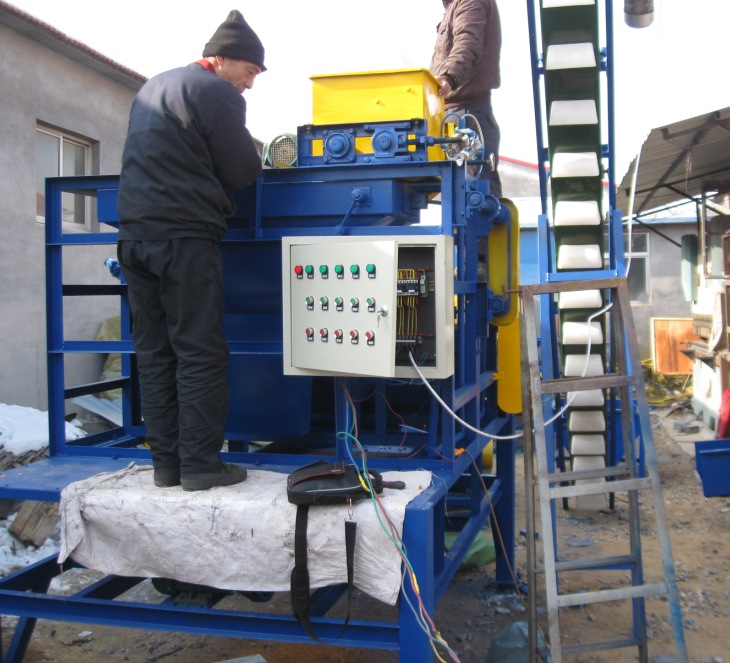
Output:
top-left (431, 642), bottom-right (449, 663)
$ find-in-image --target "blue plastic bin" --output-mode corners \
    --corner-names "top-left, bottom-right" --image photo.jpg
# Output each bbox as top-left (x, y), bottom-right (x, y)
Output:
top-left (694, 439), bottom-right (730, 497)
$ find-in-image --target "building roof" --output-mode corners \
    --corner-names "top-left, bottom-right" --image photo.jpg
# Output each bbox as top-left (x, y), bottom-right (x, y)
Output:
top-left (0, 0), bottom-right (146, 91)
top-left (616, 107), bottom-right (730, 218)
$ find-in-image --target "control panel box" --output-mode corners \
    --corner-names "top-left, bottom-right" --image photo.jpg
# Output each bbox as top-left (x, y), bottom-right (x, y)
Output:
top-left (282, 235), bottom-right (454, 379)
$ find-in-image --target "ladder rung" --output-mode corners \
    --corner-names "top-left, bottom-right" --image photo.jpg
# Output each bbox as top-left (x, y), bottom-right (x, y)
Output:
top-left (549, 476), bottom-right (651, 499)
top-left (563, 637), bottom-right (639, 655)
top-left (556, 581), bottom-right (667, 608)
top-left (536, 553), bottom-right (636, 573)
top-left (520, 277), bottom-right (622, 298)
top-left (547, 464), bottom-right (630, 483)
top-left (540, 373), bottom-right (635, 394)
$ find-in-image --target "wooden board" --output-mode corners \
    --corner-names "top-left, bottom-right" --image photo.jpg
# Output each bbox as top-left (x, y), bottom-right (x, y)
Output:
top-left (651, 317), bottom-right (697, 375)
top-left (8, 500), bottom-right (59, 547)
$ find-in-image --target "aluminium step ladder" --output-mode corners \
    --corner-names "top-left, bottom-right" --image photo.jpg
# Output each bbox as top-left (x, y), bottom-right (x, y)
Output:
top-left (520, 277), bottom-right (688, 663)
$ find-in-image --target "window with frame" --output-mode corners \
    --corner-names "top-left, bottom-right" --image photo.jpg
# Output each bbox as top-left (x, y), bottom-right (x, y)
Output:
top-left (625, 231), bottom-right (650, 304)
top-left (36, 126), bottom-right (91, 227)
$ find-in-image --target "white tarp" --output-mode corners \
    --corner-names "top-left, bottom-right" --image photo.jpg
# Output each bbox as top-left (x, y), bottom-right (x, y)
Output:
top-left (59, 463), bottom-right (431, 605)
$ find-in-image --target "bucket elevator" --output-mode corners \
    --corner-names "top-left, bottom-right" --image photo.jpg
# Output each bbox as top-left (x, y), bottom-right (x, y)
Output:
top-left (523, 1), bottom-right (688, 661)
top-left (0, 69), bottom-right (520, 662)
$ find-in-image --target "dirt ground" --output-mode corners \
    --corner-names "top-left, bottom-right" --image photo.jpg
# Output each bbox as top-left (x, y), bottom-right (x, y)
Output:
top-left (2, 404), bottom-right (729, 663)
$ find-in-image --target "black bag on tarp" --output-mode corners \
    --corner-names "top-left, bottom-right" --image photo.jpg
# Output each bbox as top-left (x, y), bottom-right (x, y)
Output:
top-left (287, 459), bottom-right (383, 505)
top-left (286, 460), bottom-right (383, 642)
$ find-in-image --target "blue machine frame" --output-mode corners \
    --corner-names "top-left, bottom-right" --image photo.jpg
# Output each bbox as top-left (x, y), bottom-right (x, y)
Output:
top-left (0, 158), bottom-right (516, 662)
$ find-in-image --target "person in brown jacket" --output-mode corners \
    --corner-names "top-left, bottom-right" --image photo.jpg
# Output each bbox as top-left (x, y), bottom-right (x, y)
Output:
top-left (430, 0), bottom-right (502, 197)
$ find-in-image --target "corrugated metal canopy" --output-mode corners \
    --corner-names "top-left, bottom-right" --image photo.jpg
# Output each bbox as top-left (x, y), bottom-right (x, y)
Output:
top-left (616, 108), bottom-right (730, 218)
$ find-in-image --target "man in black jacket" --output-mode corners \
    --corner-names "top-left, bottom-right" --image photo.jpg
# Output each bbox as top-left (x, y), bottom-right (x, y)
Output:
top-left (117, 10), bottom-right (264, 491)
top-left (430, 0), bottom-right (502, 197)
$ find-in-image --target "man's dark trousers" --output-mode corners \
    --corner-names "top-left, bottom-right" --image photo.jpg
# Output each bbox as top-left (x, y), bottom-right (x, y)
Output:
top-left (118, 237), bottom-right (230, 476)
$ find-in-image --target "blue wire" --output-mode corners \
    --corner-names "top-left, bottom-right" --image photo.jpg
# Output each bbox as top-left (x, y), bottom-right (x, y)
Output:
top-left (336, 429), bottom-right (461, 663)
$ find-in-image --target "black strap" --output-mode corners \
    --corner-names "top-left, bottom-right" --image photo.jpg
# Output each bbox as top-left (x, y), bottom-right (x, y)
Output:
top-left (343, 519), bottom-right (357, 631)
top-left (291, 505), bottom-right (314, 638)
top-left (291, 504), bottom-right (357, 642)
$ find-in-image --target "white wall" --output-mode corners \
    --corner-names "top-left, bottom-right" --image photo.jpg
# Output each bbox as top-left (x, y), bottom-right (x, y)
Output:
top-left (0, 23), bottom-right (138, 410)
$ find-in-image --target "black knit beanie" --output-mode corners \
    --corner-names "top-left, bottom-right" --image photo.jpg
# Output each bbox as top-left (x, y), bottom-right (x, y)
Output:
top-left (202, 10), bottom-right (266, 71)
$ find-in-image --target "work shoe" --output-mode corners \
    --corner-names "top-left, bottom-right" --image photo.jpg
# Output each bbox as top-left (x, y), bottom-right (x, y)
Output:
top-left (181, 462), bottom-right (247, 492)
top-left (154, 466), bottom-right (181, 488)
